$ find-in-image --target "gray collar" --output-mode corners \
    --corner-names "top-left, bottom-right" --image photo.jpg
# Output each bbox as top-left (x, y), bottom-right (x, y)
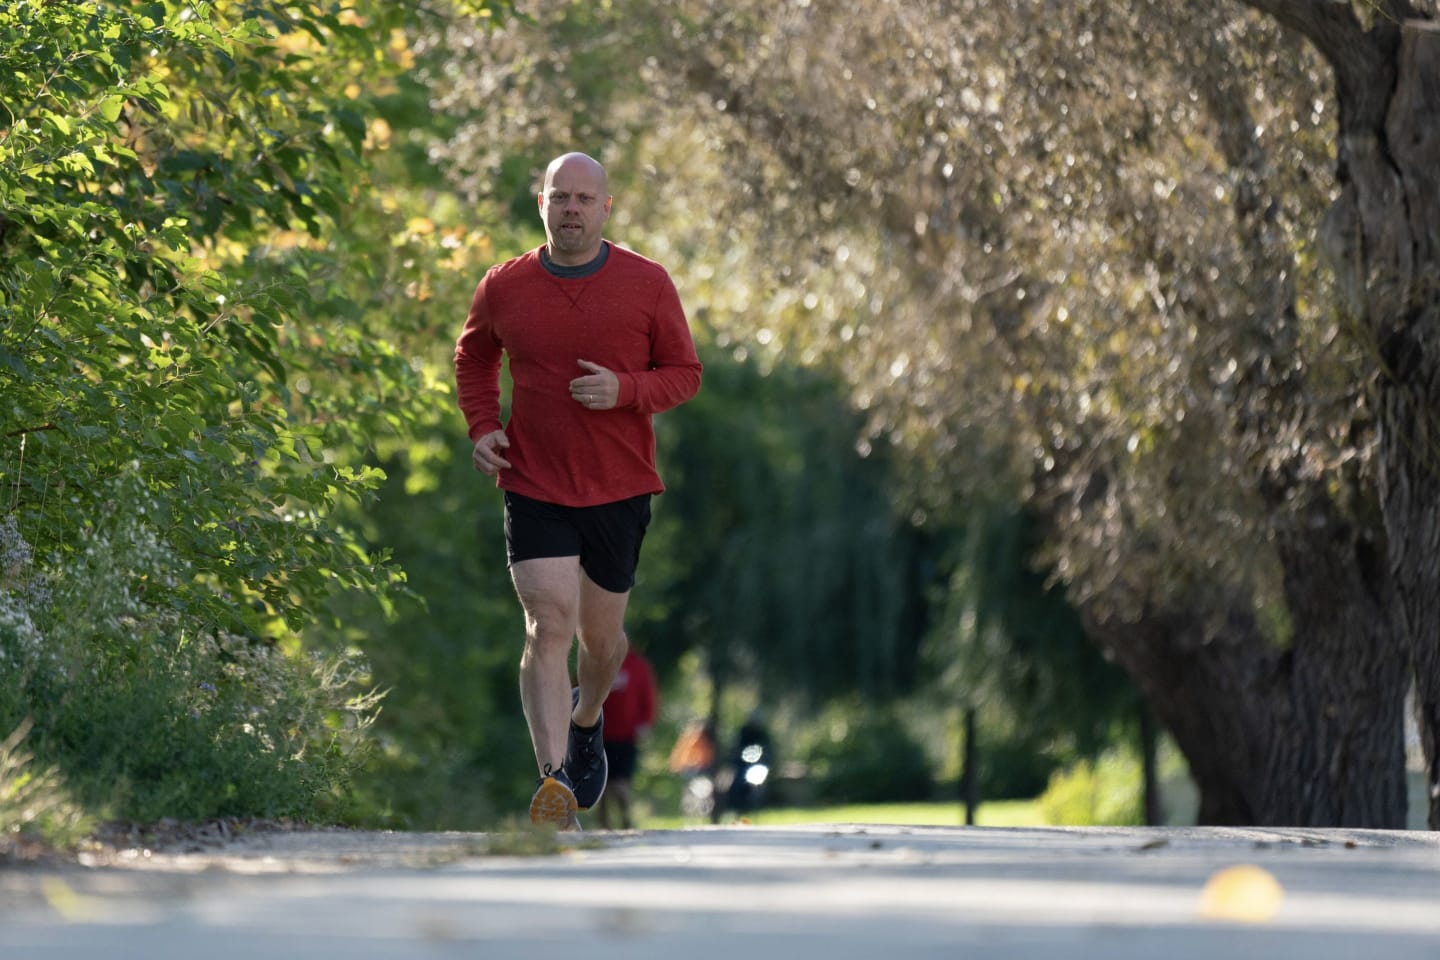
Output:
top-left (541, 241), bottom-right (610, 279)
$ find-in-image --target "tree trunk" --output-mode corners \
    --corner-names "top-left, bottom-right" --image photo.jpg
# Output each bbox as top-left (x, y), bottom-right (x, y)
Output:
top-left (1086, 488), bottom-right (1407, 826)
top-left (1092, 610), bottom-right (1266, 825)
top-left (1140, 709), bottom-right (1161, 826)
top-left (1092, 599), bottom-right (1406, 826)
top-left (1371, 21), bottom-right (1440, 832)
top-left (960, 707), bottom-right (978, 826)
top-left (707, 637), bottom-right (727, 824)
top-left (1267, 493), bottom-right (1410, 826)
top-left (1273, 7), bottom-right (1440, 827)
top-left (1382, 378), bottom-right (1440, 828)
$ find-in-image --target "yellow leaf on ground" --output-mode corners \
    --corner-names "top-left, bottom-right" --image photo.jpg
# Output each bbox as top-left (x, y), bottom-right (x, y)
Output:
top-left (1199, 864), bottom-right (1284, 923)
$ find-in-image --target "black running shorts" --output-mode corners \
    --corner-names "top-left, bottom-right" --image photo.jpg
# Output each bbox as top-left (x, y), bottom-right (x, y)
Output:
top-left (503, 491), bottom-right (653, 594)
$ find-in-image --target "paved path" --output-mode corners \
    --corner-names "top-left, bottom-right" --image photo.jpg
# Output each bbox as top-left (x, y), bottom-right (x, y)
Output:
top-left (2, 824), bottom-right (1438, 958)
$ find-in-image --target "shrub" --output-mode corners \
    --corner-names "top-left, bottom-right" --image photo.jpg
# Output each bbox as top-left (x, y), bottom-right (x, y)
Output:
top-left (0, 498), bottom-right (380, 826)
top-left (797, 700), bottom-right (935, 804)
top-left (1037, 745), bottom-right (1145, 826)
top-left (972, 737), bottom-right (1062, 800)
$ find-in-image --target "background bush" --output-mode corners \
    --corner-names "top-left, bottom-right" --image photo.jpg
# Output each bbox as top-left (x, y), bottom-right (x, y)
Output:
top-left (1037, 745), bottom-right (1146, 826)
top-left (0, 496), bottom-right (378, 826)
top-left (795, 699), bottom-right (935, 804)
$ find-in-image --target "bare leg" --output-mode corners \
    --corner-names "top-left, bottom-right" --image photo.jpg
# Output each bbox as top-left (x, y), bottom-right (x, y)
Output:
top-left (572, 572), bottom-right (630, 727)
top-left (511, 556), bottom-right (581, 773)
top-left (595, 776), bottom-right (633, 829)
top-left (611, 776), bottom-right (634, 829)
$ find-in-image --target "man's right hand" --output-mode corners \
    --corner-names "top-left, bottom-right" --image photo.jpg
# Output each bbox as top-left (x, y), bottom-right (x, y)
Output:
top-left (472, 430), bottom-right (512, 475)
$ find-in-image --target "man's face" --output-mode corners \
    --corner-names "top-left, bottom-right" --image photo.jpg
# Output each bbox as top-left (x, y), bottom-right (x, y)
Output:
top-left (539, 160), bottom-right (611, 265)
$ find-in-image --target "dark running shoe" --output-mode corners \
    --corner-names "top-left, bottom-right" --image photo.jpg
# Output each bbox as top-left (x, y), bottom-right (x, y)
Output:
top-left (566, 691), bottom-right (608, 810)
top-left (529, 764), bottom-right (579, 829)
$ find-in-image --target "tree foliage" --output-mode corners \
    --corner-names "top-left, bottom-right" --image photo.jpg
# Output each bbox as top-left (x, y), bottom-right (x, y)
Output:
top-left (416, 0), bottom-right (1433, 825)
top-left (632, 0), bottom-right (1419, 826)
top-left (0, 0), bottom-right (501, 823)
top-left (2, 0), bottom-right (404, 633)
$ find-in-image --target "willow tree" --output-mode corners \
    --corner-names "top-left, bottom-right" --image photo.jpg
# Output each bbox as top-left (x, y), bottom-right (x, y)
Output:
top-left (659, 0), bottom-right (1438, 826)
top-left (653, 347), bottom-right (937, 702)
top-left (970, 0), bottom-right (1440, 827)
top-left (418, 0), bottom-right (1431, 825)
top-left (647, 0), bottom-right (1413, 827)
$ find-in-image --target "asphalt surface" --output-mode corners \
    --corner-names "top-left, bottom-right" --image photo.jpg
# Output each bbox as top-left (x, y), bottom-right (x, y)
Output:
top-left (2, 823), bottom-right (1438, 959)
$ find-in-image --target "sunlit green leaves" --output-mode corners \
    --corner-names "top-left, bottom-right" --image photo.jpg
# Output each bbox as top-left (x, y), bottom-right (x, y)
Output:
top-left (0, 0), bottom-right (436, 641)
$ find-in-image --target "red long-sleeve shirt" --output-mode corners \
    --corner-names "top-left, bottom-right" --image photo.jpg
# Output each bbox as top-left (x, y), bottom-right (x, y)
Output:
top-left (603, 648), bottom-right (658, 742)
top-left (454, 244), bottom-right (703, 507)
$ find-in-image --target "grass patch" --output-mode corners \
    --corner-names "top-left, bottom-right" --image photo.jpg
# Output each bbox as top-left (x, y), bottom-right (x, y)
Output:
top-left (0, 720), bottom-right (94, 856)
top-left (639, 798), bottom-right (1046, 830)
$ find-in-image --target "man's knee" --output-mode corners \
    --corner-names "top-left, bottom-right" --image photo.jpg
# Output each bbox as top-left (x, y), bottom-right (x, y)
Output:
top-left (576, 627), bottom-right (626, 659)
top-left (521, 591), bottom-right (578, 641)
top-left (521, 613), bottom-right (576, 666)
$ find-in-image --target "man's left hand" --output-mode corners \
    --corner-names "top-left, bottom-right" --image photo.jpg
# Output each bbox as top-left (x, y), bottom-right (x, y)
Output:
top-left (570, 359), bottom-right (619, 410)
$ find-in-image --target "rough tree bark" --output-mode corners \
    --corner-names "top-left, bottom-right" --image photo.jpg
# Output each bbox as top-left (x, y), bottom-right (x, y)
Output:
top-left (1245, 0), bottom-right (1440, 826)
top-left (1079, 480), bottom-right (1406, 825)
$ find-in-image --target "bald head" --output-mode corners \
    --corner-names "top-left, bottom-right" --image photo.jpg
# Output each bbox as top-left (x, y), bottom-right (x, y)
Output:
top-left (543, 152), bottom-right (608, 194)
top-left (538, 152), bottom-right (613, 266)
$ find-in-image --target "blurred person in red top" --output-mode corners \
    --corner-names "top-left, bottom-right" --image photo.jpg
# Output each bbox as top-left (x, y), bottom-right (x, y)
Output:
top-left (595, 646), bottom-right (658, 830)
top-left (454, 152), bottom-right (702, 828)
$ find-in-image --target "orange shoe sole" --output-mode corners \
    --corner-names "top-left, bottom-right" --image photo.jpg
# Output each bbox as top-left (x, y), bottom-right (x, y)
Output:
top-left (529, 776), bottom-right (580, 828)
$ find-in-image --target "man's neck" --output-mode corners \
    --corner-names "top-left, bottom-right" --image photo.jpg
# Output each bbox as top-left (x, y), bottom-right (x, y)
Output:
top-left (541, 241), bottom-right (610, 278)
